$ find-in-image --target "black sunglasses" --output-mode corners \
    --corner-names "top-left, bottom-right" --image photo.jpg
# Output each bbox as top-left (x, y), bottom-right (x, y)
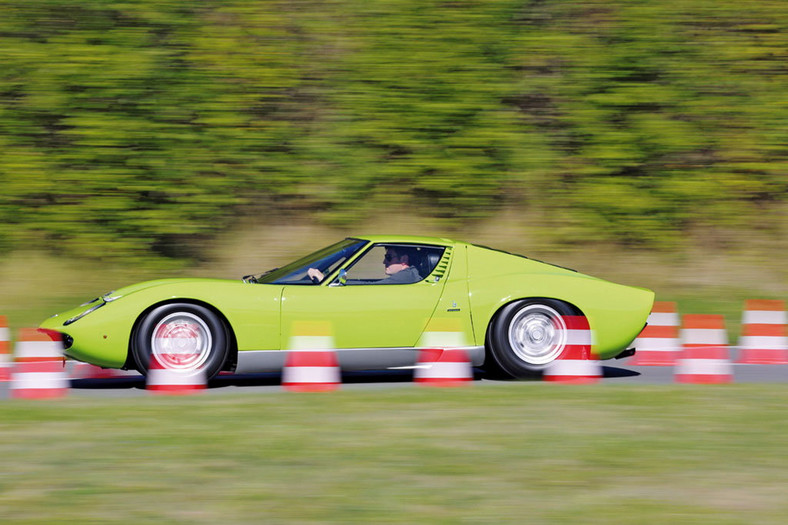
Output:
top-left (384, 252), bottom-right (399, 262)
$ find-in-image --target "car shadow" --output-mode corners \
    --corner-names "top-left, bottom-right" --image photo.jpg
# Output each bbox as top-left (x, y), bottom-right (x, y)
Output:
top-left (69, 368), bottom-right (489, 390)
top-left (208, 368), bottom-right (488, 388)
top-left (70, 377), bottom-right (146, 390)
top-left (476, 366), bottom-right (641, 381)
top-left (210, 372), bottom-right (282, 388)
top-left (67, 366), bottom-right (639, 391)
top-left (602, 366), bottom-right (641, 378)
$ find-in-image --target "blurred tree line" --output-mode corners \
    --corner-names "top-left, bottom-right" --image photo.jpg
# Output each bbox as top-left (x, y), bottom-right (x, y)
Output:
top-left (0, 0), bottom-right (785, 261)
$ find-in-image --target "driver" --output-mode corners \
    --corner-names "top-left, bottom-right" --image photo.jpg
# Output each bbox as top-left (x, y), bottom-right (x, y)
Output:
top-left (377, 246), bottom-right (421, 284)
top-left (307, 246), bottom-right (421, 285)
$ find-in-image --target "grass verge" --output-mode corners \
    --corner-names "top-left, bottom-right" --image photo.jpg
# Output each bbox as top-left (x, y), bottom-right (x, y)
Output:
top-left (1, 384), bottom-right (786, 524)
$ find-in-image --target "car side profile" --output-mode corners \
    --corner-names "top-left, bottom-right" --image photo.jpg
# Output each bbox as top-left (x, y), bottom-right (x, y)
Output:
top-left (40, 235), bottom-right (655, 379)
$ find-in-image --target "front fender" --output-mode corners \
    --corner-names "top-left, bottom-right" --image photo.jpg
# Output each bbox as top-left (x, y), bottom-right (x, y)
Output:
top-left (40, 279), bottom-right (283, 368)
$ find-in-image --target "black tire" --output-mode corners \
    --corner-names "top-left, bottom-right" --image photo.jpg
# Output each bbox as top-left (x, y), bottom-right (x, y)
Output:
top-left (132, 303), bottom-right (229, 380)
top-left (487, 299), bottom-right (575, 379)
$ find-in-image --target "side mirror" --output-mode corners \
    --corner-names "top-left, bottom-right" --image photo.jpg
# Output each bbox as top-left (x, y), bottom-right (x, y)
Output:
top-left (338, 269), bottom-right (347, 286)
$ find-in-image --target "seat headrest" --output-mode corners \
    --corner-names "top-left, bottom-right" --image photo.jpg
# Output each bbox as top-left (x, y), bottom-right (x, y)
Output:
top-left (417, 251), bottom-right (441, 277)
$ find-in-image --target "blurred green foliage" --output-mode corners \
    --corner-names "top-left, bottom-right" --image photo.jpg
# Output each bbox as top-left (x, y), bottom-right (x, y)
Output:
top-left (0, 1), bottom-right (785, 261)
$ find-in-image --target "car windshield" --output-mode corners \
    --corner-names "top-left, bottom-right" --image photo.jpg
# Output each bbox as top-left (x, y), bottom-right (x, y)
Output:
top-left (256, 238), bottom-right (369, 285)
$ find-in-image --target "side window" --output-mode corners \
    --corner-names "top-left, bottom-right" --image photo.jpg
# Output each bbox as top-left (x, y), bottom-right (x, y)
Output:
top-left (346, 245), bottom-right (389, 282)
top-left (341, 244), bottom-right (446, 285)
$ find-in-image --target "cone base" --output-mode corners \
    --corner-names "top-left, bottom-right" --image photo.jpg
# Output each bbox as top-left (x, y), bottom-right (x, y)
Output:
top-left (544, 376), bottom-right (600, 384)
top-left (736, 354), bottom-right (788, 365)
top-left (147, 384), bottom-right (206, 395)
top-left (415, 378), bottom-right (472, 387)
top-left (629, 353), bottom-right (678, 366)
top-left (282, 383), bottom-right (340, 392)
top-left (675, 374), bottom-right (733, 384)
top-left (11, 388), bottom-right (68, 399)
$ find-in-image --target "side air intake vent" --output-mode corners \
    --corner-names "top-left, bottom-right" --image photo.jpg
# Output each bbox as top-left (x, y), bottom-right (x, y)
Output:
top-left (426, 247), bottom-right (452, 282)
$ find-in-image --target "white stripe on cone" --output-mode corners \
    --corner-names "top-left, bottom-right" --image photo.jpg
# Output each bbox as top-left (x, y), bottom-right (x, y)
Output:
top-left (0, 320), bottom-right (10, 381)
top-left (681, 328), bottom-right (727, 346)
top-left (739, 336), bottom-right (786, 351)
top-left (0, 353), bottom-right (11, 382)
top-left (546, 359), bottom-right (601, 377)
top-left (281, 350), bottom-right (341, 392)
top-left (566, 329), bottom-right (593, 345)
top-left (11, 329), bottom-right (69, 399)
top-left (636, 338), bottom-right (681, 351)
top-left (11, 371), bottom-right (69, 390)
top-left (10, 361), bottom-right (69, 399)
top-left (282, 365), bottom-right (341, 385)
top-left (146, 357), bottom-right (206, 394)
top-left (675, 358), bottom-right (732, 376)
top-left (414, 348), bottom-right (472, 386)
top-left (630, 302), bottom-right (681, 366)
top-left (675, 315), bottom-right (732, 384)
top-left (14, 340), bottom-right (63, 361)
top-left (543, 316), bottom-right (601, 383)
top-left (737, 301), bottom-right (787, 364)
top-left (647, 312), bottom-right (680, 326)
top-left (742, 310), bottom-right (786, 325)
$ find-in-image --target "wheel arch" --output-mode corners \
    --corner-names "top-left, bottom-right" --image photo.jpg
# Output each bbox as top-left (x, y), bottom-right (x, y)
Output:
top-left (483, 296), bottom-right (585, 368)
top-left (124, 298), bottom-right (238, 373)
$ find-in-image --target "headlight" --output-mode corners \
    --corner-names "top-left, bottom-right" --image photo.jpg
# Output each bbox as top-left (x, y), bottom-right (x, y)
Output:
top-left (66, 291), bottom-right (122, 326)
top-left (103, 291), bottom-right (122, 302)
top-left (64, 301), bottom-right (106, 326)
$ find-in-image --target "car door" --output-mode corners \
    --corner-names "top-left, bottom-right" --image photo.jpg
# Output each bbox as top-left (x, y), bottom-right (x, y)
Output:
top-left (279, 243), bottom-right (450, 368)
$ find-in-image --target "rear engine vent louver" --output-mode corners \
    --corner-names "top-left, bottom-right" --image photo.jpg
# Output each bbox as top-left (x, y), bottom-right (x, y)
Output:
top-left (427, 247), bottom-right (452, 282)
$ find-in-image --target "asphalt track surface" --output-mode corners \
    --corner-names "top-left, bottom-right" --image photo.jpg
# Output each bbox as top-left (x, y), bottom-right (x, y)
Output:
top-left (2, 361), bottom-right (787, 399)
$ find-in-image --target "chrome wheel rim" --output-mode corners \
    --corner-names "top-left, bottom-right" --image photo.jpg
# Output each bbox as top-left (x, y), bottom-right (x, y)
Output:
top-left (151, 312), bottom-right (212, 370)
top-left (507, 304), bottom-right (567, 365)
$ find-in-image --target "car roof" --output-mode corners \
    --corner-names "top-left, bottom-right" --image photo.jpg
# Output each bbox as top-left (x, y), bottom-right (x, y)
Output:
top-left (350, 234), bottom-right (459, 246)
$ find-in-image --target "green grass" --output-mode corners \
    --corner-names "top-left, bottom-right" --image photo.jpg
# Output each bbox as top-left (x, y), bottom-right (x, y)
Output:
top-left (1, 384), bottom-right (787, 524)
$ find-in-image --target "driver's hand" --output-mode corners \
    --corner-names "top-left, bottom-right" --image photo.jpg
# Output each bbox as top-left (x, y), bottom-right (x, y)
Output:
top-left (307, 268), bottom-right (324, 282)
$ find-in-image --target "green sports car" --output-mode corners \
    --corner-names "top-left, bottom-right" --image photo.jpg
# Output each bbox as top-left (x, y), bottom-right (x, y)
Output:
top-left (40, 235), bottom-right (654, 379)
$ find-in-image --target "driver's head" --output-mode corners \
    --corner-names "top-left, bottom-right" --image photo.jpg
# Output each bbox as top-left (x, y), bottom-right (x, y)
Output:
top-left (383, 247), bottom-right (417, 275)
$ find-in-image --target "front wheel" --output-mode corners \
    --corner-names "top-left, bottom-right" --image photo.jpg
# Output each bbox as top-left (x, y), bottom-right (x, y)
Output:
top-left (132, 303), bottom-right (229, 380)
top-left (487, 300), bottom-right (575, 378)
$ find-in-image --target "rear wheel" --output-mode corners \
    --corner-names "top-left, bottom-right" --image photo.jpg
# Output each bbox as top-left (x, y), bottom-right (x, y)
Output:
top-left (132, 303), bottom-right (229, 380)
top-left (488, 299), bottom-right (574, 378)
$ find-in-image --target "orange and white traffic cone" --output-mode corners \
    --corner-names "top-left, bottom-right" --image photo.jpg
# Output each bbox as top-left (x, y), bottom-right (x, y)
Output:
top-left (736, 300), bottom-right (788, 364)
top-left (675, 314), bottom-right (732, 384)
top-left (282, 322), bottom-right (341, 392)
top-left (629, 301), bottom-right (681, 365)
top-left (543, 316), bottom-right (601, 384)
top-left (0, 316), bottom-right (11, 382)
top-left (146, 355), bottom-right (206, 395)
top-left (282, 350), bottom-right (341, 392)
top-left (414, 348), bottom-right (473, 386)
top-left (10, 328), bottom-right (69, 399)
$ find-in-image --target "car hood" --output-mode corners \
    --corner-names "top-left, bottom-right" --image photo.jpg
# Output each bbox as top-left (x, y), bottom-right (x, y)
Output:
top-left (110, 278), bottom-right (239, 298)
